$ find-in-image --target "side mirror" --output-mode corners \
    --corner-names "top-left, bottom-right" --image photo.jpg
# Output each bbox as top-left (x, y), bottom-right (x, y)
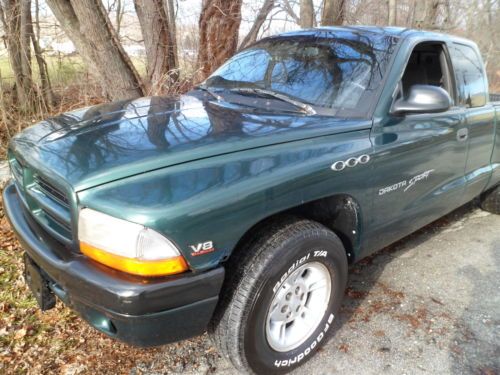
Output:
top-left (391, 84), bottom-right (452, 115)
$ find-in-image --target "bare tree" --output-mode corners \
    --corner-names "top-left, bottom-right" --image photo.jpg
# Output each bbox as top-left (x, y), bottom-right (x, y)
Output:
top-left (29, 0), bottom-right (54, 106)
top-left (282, 0), bottom-right (316, 28)
top-left (388, 0), bottom-right (397, 25)
top-left (0, 0), bottom-right (36, 111)
top-left (240, 0), bottom-right (275, 49)
top-left (414, 0), bottom-right (440, 29)
top-left (282, 0), bottom-right (300, 24)
top-left (197, 0), bottom-right (243, 79)
top-left (425, 0), bottom-right (440, 28)
top-left (321, 0), bottom-right (345, 26)
top-left (300, 0), bottom-right (314, 28)
top-left (134, 0), bottom-right (177, 95)
top-left (165, 0), bottom-right (178, 67)
top-left (45, 0), bottom-right (144, 100)
top-left (106, 0), bottom-right (124, 35)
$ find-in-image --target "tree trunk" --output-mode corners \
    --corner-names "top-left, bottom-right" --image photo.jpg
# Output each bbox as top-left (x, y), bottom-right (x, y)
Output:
top-left (29, 0), bottom-right (54, 107)
top-left (197, 0), bottom-right (243, 79)
top-left (45, 0), bottom-right (144, 100)
top-left (388, 0), bottom-right (397, 25)
top-left (413, 0), bottom-right (440, 29)
top-left (413, 0), bottom-right (425, 28)
top-left (0, 0), bottom-right (39, 111)
top-left (240, 0), bottom-right (275, 49)
top-left (115, 0), bottom-right (123, 35)
top-left (282, 0), bottom-right (300, 24)
top-left (165, 0), bottom-right (179, 68)
top-left (424, 0), bottom-right (440, 29)
top-left (134, 0), bottom-right (177, 95)
top-left (300, 0), bottom-right (314, 28)
top-left (321, 0), bottom-right (345, 26)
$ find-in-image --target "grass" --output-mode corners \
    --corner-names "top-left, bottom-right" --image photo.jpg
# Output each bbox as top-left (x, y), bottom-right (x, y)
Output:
top-left (0, 55), bottom-right (84, 86)
top-left (0, 55), bottom-right (148, 86)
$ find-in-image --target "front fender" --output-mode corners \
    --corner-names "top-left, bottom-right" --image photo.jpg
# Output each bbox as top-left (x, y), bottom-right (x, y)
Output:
top-left (77, 130), bottom-right (373, 271)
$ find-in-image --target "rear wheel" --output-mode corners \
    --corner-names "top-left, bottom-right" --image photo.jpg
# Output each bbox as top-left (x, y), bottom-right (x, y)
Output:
top-left (480, 185), bottom-right (500, 214)
top-left (209, 218), bottom-right (348, 374)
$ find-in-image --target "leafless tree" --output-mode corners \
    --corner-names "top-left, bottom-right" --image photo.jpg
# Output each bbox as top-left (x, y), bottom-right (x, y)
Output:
top-left (45, 0), bottom-right (145, 100)
top-left (282, 0), bottom-right (318, 28)
top-left (300, 0), bottom-right (315, 28)
top-left (29, 0), bottom-right (54, 106)
top-left (134, 0), bottom-right (178, 95)
top-left (388, 0), bottom-right (397, 25)
top-left (0, 0), bottom-right (36, 111)
top-left (321, 0), bottom-right (345, 26)
top-left (414, 0), bottom-right (441, 29)
top-left (165, 0), bottom-right (178, 67)
top-left (240, 0), bottom-right (275, 49)
top-left (197, 0), bottom-right (243, 79)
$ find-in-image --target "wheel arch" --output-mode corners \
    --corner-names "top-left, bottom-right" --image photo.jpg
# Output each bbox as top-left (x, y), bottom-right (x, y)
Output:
top-left (227, 194), bottom-right (363, 265)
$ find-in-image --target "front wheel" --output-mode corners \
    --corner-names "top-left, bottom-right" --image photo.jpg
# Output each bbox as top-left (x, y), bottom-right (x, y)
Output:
top-left (209, 218), bottom-right (348, 374)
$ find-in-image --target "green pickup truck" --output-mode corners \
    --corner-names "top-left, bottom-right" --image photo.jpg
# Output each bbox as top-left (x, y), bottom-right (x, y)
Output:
top-left (3, 26), bottom-right (500, 374)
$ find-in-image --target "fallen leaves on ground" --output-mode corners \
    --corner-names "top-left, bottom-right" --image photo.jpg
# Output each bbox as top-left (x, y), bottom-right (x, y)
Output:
top-left (0, 198), bottom-right (163, 374)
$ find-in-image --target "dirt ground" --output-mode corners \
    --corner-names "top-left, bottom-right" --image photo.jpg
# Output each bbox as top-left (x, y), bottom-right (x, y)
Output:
top-left (1, 200), bottom-right (499, 374)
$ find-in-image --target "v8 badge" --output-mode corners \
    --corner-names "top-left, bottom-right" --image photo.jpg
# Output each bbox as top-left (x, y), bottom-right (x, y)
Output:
top-left (190, 241), bottom-right (215, 256)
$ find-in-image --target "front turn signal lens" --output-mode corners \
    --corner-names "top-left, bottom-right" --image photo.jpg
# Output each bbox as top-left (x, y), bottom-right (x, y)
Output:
top-left (80, 243), bottom-right (188, 277)
top-left (78, 208), bottom-right (189, 277)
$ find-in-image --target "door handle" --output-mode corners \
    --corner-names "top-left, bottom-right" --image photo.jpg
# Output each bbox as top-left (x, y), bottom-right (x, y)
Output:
top-left (457, 128), bottom-right (468, 142)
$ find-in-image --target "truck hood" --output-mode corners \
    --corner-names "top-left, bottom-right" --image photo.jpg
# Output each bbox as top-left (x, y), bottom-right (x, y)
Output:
top-left (10, 92), bottom-right (370, 191)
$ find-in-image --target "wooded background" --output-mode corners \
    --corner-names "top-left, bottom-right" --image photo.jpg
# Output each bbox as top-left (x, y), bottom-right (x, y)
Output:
top-left (0, 0), bottom-right (499, 157)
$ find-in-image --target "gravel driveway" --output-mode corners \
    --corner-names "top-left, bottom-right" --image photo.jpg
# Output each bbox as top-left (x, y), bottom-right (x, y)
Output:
top-left (135, 204), bottom-right (499, 375)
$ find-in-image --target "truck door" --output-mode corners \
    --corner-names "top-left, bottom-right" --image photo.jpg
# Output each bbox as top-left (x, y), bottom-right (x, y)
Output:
top-left (448, 42), bottom-right (496, 203)
top-left (366, 41), bottom-right (468, 253)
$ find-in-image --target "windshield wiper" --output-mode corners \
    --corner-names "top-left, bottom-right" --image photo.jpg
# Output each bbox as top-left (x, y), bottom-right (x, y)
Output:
top-left (196, 85), bottom-right (223, 101)
top-left (229, 87), bottom-right (316, 115)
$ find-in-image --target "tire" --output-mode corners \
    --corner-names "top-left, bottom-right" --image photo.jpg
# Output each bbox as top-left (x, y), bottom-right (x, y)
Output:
top-left (209, 217), bottom-right (348, 374)
top-left (480, 185), bottom-right (500, 214)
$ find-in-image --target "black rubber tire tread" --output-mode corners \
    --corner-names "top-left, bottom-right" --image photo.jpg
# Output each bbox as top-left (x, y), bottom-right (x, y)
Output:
top-left (480, 185), bottom-right (500, 214)
top-left (208, 216), bottom-right (346, 374)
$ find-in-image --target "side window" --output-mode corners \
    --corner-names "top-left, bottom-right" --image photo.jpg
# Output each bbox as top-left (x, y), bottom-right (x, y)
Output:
top-left (400, 43), bottom-right (453, 99)
top-left (449, 44), bottom-right (487, 108)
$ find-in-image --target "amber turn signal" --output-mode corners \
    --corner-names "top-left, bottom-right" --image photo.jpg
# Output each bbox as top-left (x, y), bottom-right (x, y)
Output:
top-left (80, 242), bottom-right (189, 277)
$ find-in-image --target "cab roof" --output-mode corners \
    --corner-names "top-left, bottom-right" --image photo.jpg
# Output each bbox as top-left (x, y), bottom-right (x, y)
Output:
top-left (272, 25), bottom-right (474, 46)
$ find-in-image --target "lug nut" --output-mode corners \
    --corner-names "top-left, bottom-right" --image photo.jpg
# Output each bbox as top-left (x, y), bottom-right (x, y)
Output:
top-left (295, 286), bottom-right (300, 295)
top-left (286, 292), bottom-right (292, 301)
top-left (281, 305), bottom-right (288, 313)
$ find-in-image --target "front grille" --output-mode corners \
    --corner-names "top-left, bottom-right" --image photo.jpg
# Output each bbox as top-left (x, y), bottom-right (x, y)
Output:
top-left (35, 176), bottom-right (70, 207)
top-left (9, 153), bottom-right (73, 245)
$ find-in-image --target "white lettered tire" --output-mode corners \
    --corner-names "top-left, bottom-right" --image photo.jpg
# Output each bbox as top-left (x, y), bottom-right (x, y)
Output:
top-left (209, 217), bottom-right (348, 374)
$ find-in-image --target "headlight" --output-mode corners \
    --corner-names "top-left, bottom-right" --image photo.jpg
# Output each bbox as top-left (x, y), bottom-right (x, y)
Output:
top-left (78, 208), bottom-right (188, 277)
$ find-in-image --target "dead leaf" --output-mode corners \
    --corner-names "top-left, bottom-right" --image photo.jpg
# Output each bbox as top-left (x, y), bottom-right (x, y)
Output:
top-left (14, 328), bottom-right (27, 340)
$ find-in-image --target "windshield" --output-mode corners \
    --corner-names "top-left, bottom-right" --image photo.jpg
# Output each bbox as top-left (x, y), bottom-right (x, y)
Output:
top-left (205, 31), bottom-right (398, 116)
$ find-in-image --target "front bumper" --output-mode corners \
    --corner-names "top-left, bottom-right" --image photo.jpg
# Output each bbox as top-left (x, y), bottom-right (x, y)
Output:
top-left (2, 182), bottom-right (225, 347)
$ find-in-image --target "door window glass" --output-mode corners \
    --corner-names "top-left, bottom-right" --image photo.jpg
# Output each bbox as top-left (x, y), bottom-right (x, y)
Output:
top-left (449, 44), bottom-right (487, 108)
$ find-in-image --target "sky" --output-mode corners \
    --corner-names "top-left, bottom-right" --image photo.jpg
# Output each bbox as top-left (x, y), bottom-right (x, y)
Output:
top-left (30, 0), bottom-right (317, 55)
top-left (36, 0), bottom-right (308, 37)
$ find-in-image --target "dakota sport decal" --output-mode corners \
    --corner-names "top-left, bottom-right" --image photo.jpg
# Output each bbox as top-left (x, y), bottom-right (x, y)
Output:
top-left (379, 169), bottom-right (435, 196)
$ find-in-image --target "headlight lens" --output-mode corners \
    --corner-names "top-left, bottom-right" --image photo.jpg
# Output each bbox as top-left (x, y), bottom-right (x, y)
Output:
top-left (78, 208), bottom-right (188, 277)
